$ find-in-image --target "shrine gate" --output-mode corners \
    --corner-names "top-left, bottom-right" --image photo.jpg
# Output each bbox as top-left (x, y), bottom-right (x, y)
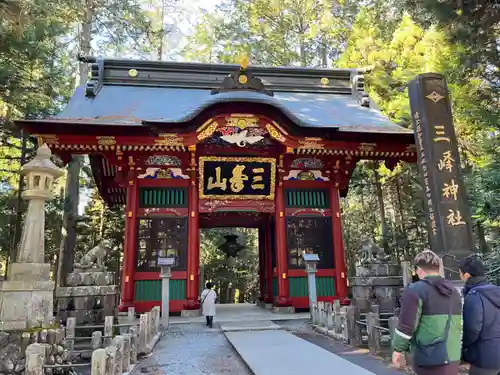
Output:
top-left (16, 57), bottom-right (416, 314)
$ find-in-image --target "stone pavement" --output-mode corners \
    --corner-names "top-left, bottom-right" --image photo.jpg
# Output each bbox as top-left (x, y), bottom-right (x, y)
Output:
top-left (134, 305), bottom-right (405, 375)
top-left (224, 329), bottom-right (400, 375)
top-left (170, 303), bottom-right (309, 324)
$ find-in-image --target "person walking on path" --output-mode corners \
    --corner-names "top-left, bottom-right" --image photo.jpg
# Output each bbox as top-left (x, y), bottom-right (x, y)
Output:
top-left (460, 255), bottom-right (500, 375)
top-left (391, 250), bottom-right (462, 375)
top-left (200, 282), bottom-right (217, 328)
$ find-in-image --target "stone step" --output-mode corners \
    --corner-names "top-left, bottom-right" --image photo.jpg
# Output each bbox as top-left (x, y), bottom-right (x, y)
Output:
top-left (220, 320), bottom-right (281, 332)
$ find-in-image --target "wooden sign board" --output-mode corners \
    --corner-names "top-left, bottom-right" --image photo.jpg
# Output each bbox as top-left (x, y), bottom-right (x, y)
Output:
top-left (199, 156), bottom-right (276, 200)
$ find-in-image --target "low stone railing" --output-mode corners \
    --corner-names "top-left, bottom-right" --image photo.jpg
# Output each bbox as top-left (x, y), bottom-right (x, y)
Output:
top-left (311, 301), bottom-right (399, 357)
top-left (19, 306), bottom-right (161, 375)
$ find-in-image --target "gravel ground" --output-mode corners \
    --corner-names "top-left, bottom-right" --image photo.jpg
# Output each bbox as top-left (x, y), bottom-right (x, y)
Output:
top-left (131, 323), bottom-right (251, 375)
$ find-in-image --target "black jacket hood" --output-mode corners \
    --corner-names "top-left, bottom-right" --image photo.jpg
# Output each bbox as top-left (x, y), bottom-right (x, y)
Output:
top-left (425, 276), bottom-right (454, 296)
top-left (475, 285), bottom-right (500, 308)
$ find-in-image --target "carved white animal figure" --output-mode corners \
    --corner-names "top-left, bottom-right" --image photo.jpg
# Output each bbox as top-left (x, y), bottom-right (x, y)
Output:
top-left (220, 130), bottom-right (263, 147)
top-left (74, 240), bottom-right (111, 269)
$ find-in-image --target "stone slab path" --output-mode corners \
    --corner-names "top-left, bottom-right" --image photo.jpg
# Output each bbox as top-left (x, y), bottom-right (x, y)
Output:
top-left (220, 320), bottom-right (281, 332)
top-left (132, 313), bottom-right (405, 375)
top-left (225, 329), bottom-right (386, 375)
top-left (170, 303), bottom-right (309, 324)
top-left (278, 321), bottom-right (403, 375)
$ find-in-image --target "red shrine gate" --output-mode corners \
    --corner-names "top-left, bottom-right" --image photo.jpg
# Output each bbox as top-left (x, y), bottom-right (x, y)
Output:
top-left (16, 57), bottom-right (416, 314)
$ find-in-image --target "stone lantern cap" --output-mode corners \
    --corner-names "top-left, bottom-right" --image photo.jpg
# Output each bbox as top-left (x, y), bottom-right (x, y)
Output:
top-left (21, 144), bottom-right (63, 178)
top-left (303, 253), bottom-right (320, 263)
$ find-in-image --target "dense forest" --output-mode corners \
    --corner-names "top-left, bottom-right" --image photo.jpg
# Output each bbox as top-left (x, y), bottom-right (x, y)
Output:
top-left (1, 0), bottom-right (499, 294)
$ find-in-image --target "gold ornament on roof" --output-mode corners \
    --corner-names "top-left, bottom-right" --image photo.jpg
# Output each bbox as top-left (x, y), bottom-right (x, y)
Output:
top-left (320, 77), bottom-right (329, 85)
top-left (197, 121), bottom-right (219, 140)
top-left (238, 75), bottom-right (248, 84)
top-left (128, 69), bottom-right (138, 77)
top-left (226, 115), bottom-right (259, 129)
top-left (154, 134), bottom-right (184, 147)
top-left (238, 55), bottom-right (249, 70)
top-left (265, 124), bottom-right (286, 143)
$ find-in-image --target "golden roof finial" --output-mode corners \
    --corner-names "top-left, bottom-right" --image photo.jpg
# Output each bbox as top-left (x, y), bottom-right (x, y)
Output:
top-left (237, 54), bottom-right (249, 70)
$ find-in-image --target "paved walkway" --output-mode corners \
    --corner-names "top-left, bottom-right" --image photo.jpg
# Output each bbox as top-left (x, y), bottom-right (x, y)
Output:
top-left (170, 303), bottom-right (309, 324)
top-left (135, 305), bottom-right (405, 375)
top-left (225, 329), bottom-right (396, 375)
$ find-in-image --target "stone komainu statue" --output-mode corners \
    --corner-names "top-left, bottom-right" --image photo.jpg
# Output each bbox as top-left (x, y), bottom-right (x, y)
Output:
top-left (74, 240), bottom-right (111, 269)
top-left (357, 236), bottom-right (390, 264)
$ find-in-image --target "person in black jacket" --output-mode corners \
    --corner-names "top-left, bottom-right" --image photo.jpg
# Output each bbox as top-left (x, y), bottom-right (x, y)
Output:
top-left (460, 255), bottom-right (500, 375)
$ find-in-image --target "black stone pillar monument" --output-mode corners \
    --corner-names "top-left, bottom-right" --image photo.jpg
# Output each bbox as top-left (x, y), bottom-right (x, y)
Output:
top-left (409, 73), bottom-right (475, 279)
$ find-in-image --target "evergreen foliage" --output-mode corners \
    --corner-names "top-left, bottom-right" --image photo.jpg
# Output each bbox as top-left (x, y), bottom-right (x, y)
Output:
top-left (1, 0), bottom-right (500, 291)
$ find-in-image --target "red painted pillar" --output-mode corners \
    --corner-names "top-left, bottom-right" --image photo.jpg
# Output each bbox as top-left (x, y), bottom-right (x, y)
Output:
top-left (330, 183), bottom-right (348, 299)
top-left (258, 223), bottom-right (265, 301)
top-left (264, 215), bottom-right (274, 303)
top-left (275, 178), bottom-right (291, 307)
top-left (119, 178), bottom-right (138, 311)
top-left (184, 150), bottom-right (200, 310)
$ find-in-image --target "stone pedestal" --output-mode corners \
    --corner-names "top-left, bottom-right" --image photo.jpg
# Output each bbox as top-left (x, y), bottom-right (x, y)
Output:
top-left (0, 145), bottom-right (62, 330)
top-left (56, 270), bottom-right (118, 325)
top-left (350, 263), bottom-right (403, 312)
top-left (0, 277), bottom-right (55, 330)
top-left (349, 239), bottom-right (403, 312)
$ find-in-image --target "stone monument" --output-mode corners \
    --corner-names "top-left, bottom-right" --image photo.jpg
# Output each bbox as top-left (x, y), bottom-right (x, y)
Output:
top-left (0, 144), bottom-right (63, 330)
top-left (349, 237), bottom-right (403, 312)
top-left (55, 240), bottom-right (118, 324)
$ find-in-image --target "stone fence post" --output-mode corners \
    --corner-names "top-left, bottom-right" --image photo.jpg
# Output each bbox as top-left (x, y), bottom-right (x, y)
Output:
top-left (311, 302), bottom-right (318, 324)
top-left (129, 326), bottom-right (138, 364)
top-left (319, 301), bottom-right (326, 327)
top-left (345, 305), bottom-right (361, 346)
top-left (333, 300), bottom-right (342, 334)
top-left (401, 261), bottom-right (412, 288)
top-left (25, 343), bottom-right (46, 375)
top-left (66, 317), bottom-right (76, 358)
top-left (152, 306), bottom-right (161, 335)
top-left (128, 307), bottom-right (135, 322)
top-left (339, 307), bottom-right (349, 342)
top-left (388, 316), bottom-right (408, 367)
top-left (104, 315), bottom-right (114, 347)
top-left (388, 316), bottom-right (398, 339)
top-left (139, 313), bottom-right (147, 353)
top-left (123, 334), bottom-right (131, 371)
top-left (112, 335), bottom-right (124, 375)
top-left (104, 345), bottom-right (116, 375)
top-left (366, 311), bottom-right (381, 354)
top-left (325, 302), bottom-right (333, 330)
top-left (146, 312), bottom-right (153, 344)
top-left (92, 331), bottom-right (102, 351)
top-left (91, 348), bottom-right (106, 375)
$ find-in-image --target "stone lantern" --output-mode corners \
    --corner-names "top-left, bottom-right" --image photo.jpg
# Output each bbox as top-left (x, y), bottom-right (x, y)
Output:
top-left (219, 234), bottom-right (245, 258)
top-left (0, 144), bottom-right (63, 330)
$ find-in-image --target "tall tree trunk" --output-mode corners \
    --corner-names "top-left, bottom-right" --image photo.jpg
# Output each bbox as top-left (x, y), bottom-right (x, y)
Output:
top-left (321, 33), bottom-right (328, 68)
top-left (8, 132), bottom-right (28, 268)
top-left (395, 176), bottom-right (410, 257)
top-left (157, 0), bottom-right (166, 60)
top-left (476, 221), bottom-right (490, 254)
top-left (373, 164), bottom-right (389, 253)
top-left (57, 2), bottom-right (92, 287)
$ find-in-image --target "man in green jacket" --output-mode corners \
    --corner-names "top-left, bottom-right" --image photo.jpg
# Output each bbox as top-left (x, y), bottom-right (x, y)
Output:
top-left (392, 250), bottom-right (462, 375)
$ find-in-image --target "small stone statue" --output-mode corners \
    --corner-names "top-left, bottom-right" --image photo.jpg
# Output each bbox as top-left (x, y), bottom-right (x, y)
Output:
top-left (356, 236), bottom-right (390, 264)
top-left (74, 240), bottom-right (111, 270)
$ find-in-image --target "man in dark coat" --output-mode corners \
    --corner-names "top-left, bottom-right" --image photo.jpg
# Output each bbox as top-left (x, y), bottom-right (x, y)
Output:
top-left (460, 255), bottom-right (500, 375)
top-left (392, 250), bottom-right (462, 375)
